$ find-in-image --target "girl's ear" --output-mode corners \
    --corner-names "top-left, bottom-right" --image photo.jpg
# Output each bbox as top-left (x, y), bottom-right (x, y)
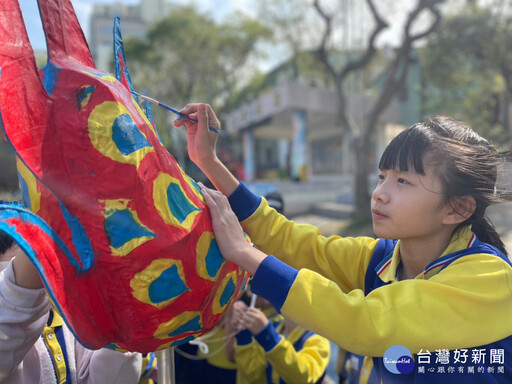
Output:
top-left (443, 196), bottom-right (477, 225)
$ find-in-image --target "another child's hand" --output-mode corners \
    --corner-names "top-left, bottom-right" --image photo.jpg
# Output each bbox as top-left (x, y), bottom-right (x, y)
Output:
top-left (174, 103), bottom-right (220, 167)
top-left (230, 300), bottom-right (248, 330)
top-left (238, 307), bottom-right (269, 335)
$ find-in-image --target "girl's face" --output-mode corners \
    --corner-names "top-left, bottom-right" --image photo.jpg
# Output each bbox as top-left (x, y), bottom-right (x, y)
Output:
top-left (371, 162), bottom-right (453, 242)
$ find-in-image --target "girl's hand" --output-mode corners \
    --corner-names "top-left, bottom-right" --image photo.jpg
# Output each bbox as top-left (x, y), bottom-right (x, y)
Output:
top-left (174, 103), bottom-right (220, 167)
top-left (175, 103), bottom-right (239, 196)
top-left (199, 184), bottom-right (267, 275)
top-left (237, 307), bottom-right (269, 335)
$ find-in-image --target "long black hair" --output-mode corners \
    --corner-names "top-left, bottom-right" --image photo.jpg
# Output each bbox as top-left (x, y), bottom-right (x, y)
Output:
top-left (379, 116), bottom-right (507, 256)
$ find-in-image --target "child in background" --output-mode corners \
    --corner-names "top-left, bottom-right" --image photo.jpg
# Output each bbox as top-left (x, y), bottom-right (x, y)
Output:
top-left (225, 286), bottom-right (284, 363)
top-left (232, 296), bottom-right (330, 384)
top-left (177, 104), bottom-right (512, 383)
top-left (195, 314), bottom-right (238, 384)
top-left (0, 212), bottom-right (145, 384)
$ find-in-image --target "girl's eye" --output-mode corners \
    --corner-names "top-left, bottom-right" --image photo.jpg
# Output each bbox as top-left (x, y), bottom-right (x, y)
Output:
top-left (397, 178), bottom-right (409, 185)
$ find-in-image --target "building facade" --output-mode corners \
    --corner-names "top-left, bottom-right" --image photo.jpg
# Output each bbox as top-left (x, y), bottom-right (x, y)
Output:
top-left (89, 0), bottom-right (171, 71)
top-left (224, 51), bottom-right (423, 183)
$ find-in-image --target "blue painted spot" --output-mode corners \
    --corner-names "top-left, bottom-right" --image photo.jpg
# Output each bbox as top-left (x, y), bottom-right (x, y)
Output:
top-left (205, 239), bottom-right (223, 278)
top-left (148, 265), bottom-right (188, 304)
top-left (77, 86), bottom-right (95, 108)
top-left (42, 62), bottom-right (61, 95)
top-left (219, 278), bottom-right (236, 307)
top-left (167, 315), bottom-right (201, 338)
top-left (0, 205), bottom-right (93, 273)
top-left (86, 70), bottom-right (111, 78)
top-left (171, 335), bottom-right (195, 347)
top-left (189, 177), bottom-right (202, 195)
top-left (58, 201), bottom-right (94, 271)
top-left (112, 114), bottom-right (152, 156)
top-left (104, 343), bottom-right (121, 350)
top-left (167, 183), bottom-right (200, 224)
top-left (17, 172), bottom-right (31, 210)
top-left (104, 209), bottom-right (155, 249)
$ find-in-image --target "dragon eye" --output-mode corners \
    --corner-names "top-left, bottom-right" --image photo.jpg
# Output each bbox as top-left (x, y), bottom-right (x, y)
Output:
top-left (88, 101), bottom-right (154, 168)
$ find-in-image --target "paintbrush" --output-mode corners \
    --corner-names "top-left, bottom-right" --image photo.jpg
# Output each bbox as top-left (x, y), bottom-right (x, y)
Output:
top-left (132, 91), bottom-right (220, 134)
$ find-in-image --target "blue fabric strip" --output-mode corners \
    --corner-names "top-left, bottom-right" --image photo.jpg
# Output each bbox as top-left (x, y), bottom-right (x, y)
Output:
top-left (251, 256), bottom-right (298, 312)
top-left (227, 182), bottom-right (262, 221)
top-left (235, 329), bottom-right (253, 346)
top-left (254, 322), bottom-right (282, 352)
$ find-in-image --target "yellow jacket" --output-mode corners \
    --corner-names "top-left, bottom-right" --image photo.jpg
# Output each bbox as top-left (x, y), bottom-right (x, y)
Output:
top-left (235, 323), bottom-right (330, 384)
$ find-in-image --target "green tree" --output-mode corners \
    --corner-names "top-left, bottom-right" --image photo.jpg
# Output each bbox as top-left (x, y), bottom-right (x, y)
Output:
top-left (255, 0), bottom-right (444, 219)
top-left (313, 0), bottom-right (444, 220)
top-left (123, 6), bottom-right (272, 168)
top-left (422, 1), bottom-right (512, 145)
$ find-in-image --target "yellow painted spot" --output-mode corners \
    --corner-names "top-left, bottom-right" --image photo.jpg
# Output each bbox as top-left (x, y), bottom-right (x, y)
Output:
top-left (196, 231), bottom-right (224, 281)
top-left (212, 271), bottom-right (237, 315)
top-left (16, 157), bottom-right (41, 213)
top-left (101, 199), bottom-right (155, 257)
top-left (80, 70), bottom-right (117, 83)
top-left (153, 173), bottom-right (201, 231)
top-left (180, 169), bottom-right (204, 202)
top-left (130, 258), bottom-right (189, 309)
top-left (88, 101), bottom-right (153, 168)
top-left (153, 311), bottom-right (202, 340)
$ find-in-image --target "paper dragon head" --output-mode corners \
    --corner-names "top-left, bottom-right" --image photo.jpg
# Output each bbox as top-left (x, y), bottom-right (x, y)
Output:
top-left (0, 0), bottom-right (249, 353)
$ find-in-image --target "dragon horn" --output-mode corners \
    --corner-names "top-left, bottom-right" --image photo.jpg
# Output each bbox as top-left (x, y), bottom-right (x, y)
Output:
top-left (0, 0), bottom-right (51, 166)
top-left (38, 0), bottom-right (95, 67)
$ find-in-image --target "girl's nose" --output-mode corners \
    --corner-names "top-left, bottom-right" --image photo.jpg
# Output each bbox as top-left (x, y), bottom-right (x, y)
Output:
top-left (372, 182), bottom-right (389, 204)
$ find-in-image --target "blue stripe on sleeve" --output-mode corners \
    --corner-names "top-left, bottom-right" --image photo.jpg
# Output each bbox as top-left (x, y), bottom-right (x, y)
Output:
top-left (235, 329), bottom-right (253, 345)
top-left (254, 322), bottom-right (282, 352)
top-left (251, 256), bottom-right (298, 312)
top-left (227, 182), bottom-right (262, 221)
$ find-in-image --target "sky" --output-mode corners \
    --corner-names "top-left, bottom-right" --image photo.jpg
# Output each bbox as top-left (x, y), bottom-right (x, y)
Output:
top-left (19, 0), bottom-right (255, 51)
top-left (18, 0), bottom-right (464, 68)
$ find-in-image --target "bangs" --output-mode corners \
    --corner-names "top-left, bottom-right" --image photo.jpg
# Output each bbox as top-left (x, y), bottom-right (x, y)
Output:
top-left (378, 124), bottom-right (432, 175)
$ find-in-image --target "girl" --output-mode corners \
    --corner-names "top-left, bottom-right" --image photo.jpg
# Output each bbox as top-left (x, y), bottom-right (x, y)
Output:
top-left (177, 104), bottom-right (512, 383)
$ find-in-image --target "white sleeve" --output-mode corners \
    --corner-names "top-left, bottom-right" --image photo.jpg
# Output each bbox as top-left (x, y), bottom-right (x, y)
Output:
top-left (0, 261), bottom-right (50, 380)
top-left (75, 343), bottom-right (143, 384)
